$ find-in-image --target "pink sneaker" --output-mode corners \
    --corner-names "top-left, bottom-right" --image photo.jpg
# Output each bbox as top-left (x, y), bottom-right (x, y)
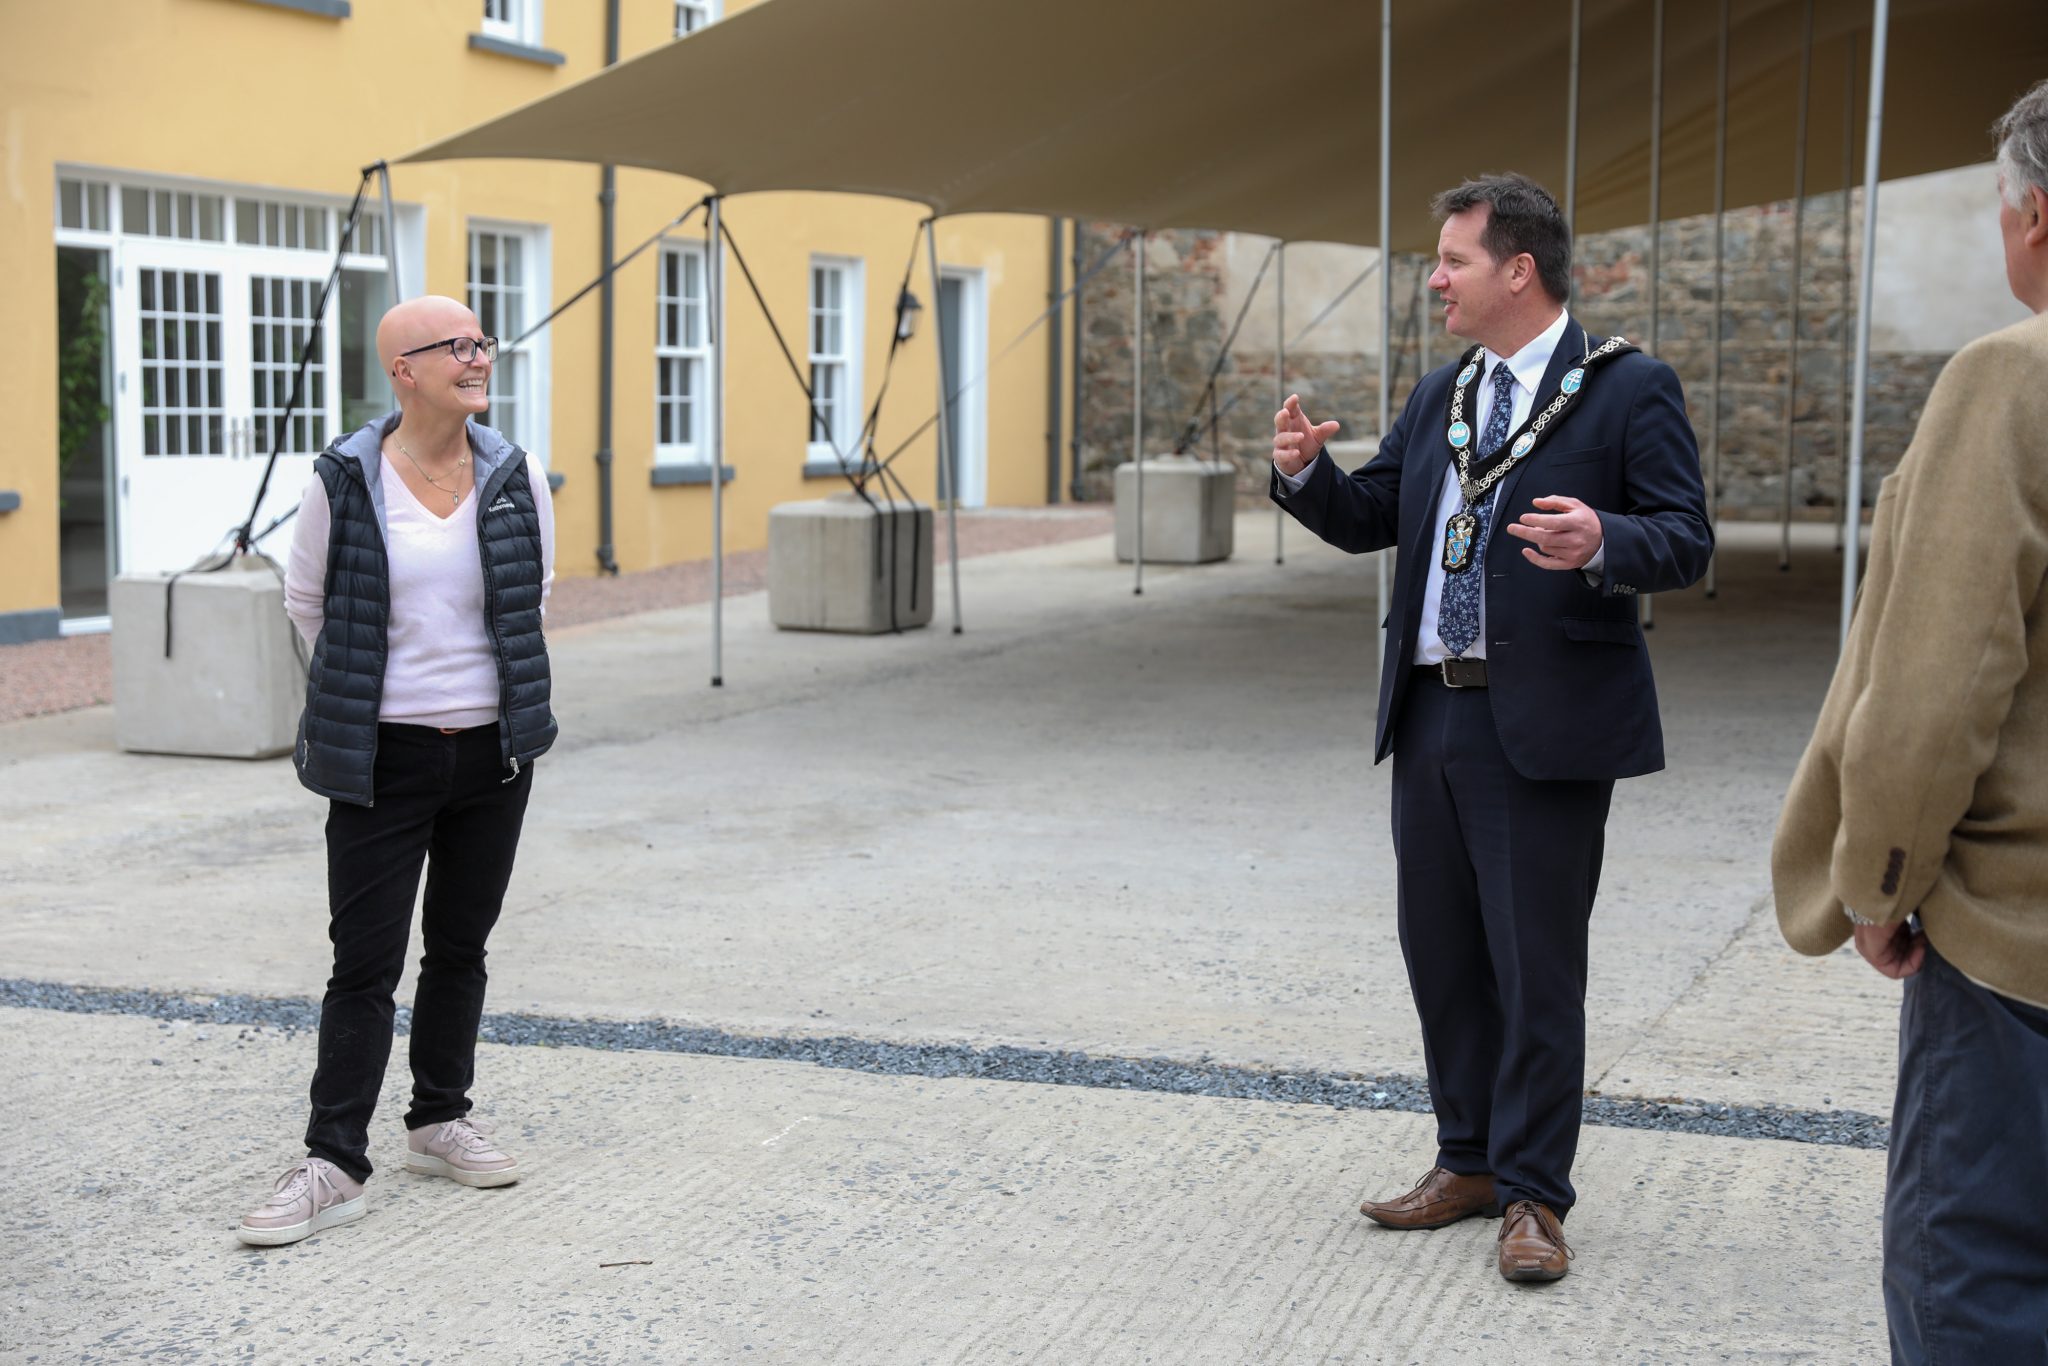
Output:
top-left (404, 1117), bottom-right (520, 1188)
top-left (236, 1157), bottom-right (367, 1246)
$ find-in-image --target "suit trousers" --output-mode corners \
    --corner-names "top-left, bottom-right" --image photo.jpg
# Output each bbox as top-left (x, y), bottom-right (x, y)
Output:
top-left (1391, 673), bottom-right (1613, 1215)
top-left (1884, 942), bottom-right (2048, 1364)
top-left (304, 723), bottom-right (534, 1182)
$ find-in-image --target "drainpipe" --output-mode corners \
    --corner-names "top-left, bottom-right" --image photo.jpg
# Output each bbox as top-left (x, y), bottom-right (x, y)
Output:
top-left (1046, 216), bottom-right (1064, 503)
top-left (594, 0), bottom-right (622, 575)
top-left (1068, 221), bottom-right (1087, 501)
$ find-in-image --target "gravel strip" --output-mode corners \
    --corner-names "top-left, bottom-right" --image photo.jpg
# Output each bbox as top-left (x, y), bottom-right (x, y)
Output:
top-left (1, 976), bottom-right (1887, 1150)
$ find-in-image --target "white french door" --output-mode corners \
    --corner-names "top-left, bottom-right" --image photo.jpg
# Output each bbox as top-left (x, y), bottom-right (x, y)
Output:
top-left (113, 241), bottom-right (337, 575)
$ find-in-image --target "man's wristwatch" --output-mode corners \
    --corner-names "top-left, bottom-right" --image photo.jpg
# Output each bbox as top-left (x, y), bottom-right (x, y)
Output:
top-left (1842, 905), bottom-right (1881, 927)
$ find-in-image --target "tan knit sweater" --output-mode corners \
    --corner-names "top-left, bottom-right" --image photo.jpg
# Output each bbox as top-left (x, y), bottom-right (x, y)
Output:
top-left (1774, 309), bottom-right (2048, 1008)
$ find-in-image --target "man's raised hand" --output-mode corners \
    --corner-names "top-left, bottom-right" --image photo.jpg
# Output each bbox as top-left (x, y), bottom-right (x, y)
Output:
top-left (1273, 394), bottom-right (1341, 479)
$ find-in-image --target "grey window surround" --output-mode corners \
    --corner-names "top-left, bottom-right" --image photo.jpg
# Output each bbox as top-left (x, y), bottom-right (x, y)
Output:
top-left (546, 470), bottom-right (566, 492)
top-left (0, 608), bottom-right (62, 645)
top-left (228, 0), bottom-right (352, 17)
top-left (803, 458), bottom-right (879, 481)
top-left (0, 491), bottom-right (20, 514)
top-left (468, 33), bottom-right (567, 66)
top-left (651, 464), bottom-right (737, 487)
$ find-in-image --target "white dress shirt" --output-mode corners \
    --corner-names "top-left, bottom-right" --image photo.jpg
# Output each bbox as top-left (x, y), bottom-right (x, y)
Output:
top-left (1276, 307), bottom-right (1604, 663)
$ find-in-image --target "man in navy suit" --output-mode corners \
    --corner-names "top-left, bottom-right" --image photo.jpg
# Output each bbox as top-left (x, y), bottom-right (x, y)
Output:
top-left (1272, 173), bottom-right (1712, 1283)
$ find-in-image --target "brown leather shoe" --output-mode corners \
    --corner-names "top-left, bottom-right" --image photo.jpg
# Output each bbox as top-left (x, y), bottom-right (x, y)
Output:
top-left (1496, 1200), bottom-right (1573, 1282)
top-left (1359, 1166), bottom-right (1500, 1229)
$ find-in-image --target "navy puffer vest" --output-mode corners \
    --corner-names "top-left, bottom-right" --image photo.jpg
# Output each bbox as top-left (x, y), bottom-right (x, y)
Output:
top-left (294, 418), bottom-right (557, 806)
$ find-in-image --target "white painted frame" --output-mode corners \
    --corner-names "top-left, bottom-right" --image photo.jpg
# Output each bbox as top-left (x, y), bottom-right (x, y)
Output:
top-left (55, 167), bottom-right (423, 580)
top-left (654, 240), bottom-right (713, 465)
top-left (805, 254), bottom-right (864, 469)
top-left (466, 218), bottom-right (552, 468)
top-left (674, 0), bottom-right (721, 36)
top-left (938, 265), bottom-right (988, 508)
top-left (481, 0), bottom-right (542, 46)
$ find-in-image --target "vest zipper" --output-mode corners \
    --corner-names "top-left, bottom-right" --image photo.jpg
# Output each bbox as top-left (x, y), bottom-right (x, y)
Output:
top-left (476, 456), bottom-right (519, 781)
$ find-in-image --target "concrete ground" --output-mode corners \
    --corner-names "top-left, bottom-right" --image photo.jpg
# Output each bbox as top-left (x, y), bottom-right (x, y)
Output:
top-left (0, 512), bottom-right (1895, 1363)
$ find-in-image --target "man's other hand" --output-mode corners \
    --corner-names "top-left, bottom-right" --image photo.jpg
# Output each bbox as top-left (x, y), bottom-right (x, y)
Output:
top-left (1273, 394), bottom-right (1341, 479)
top-left (1853, 919), bottom-right (1927, 979)
top-left (1507, 495), bottom-right (1603, 570)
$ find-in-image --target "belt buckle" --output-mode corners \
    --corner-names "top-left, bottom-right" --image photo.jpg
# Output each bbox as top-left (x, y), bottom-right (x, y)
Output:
top-left (1439, 660), bottom-right (1464, 689)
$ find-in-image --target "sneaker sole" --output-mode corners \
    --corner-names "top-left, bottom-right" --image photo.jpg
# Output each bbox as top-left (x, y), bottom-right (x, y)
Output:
top-left (404, 1152), bottom-right (520, 1188)
top-left (236, 1194), bottom-right (367, 1247)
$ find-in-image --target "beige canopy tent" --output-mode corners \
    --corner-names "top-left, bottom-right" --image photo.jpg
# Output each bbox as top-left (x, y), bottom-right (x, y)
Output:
top-left (401, 0), bottom-right (2048, 667)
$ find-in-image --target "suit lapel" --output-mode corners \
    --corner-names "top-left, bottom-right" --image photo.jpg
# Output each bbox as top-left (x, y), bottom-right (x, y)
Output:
top-left (1403, 373), bottom-right (1457, 578)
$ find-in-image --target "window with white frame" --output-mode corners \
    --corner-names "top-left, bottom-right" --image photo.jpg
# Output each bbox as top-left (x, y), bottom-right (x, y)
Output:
top-left (655, 242), bottom-right (712, 463)
top-left (806, 257), bottom-right (863, 467)
top-left (674, 0), bottom-right (720, 35)
top-left (234, 198), bottom-right (329, 252)
top-left (467, 223), bottom-right (549, 461)
top-left (481, 0), bottom-right (542, 45)
top-left (120, 186), bottom-right (226, 242)
top-left (57, 177), bottom-right (111, 233)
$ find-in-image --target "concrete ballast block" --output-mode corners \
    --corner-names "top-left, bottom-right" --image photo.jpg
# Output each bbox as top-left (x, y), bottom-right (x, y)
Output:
top-left (769, 493), bottom-right (935, 633)
top-left (110, 556), bottom-right (304, 759)
top-left (1114, 456), bottom-right (1235, 564)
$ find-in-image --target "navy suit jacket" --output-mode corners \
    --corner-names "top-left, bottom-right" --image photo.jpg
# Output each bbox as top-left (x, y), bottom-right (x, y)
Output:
top-left (1272, 315), bottom-right (1713, 782)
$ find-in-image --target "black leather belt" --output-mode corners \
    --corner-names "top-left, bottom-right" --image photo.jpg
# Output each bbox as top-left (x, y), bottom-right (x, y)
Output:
top-left (1420, 658), bottom-right (1488, 688)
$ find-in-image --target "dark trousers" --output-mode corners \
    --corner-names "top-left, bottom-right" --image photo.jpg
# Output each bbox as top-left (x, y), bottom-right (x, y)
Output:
top-left (1885, 942), bottom-right (2048, 1365)
top-left (1390, 674), bottom-right (1613, 1215)
top-left (304, 723), bottom-right (533, 1182)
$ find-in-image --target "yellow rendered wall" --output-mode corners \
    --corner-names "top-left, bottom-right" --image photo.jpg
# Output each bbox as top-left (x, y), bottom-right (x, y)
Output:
top-left (0, 0), bottom-right (1059, 623)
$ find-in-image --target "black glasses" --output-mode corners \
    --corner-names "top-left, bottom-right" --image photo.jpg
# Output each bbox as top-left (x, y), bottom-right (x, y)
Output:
top-left (398, 335), bottom-right (499, 364)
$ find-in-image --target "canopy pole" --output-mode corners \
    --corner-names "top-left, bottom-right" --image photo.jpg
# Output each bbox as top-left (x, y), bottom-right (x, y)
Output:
top-left (1835, 35), bottom-right (1857, 554)
top-left (1706, 0), bottom-right (1728, 601)
top-left (1275, 241), bottom-right (1287, 565)
top-left (1643, 0), bottom-right (1664, 632)
top-left (1843, 0), bottom-right (1889, 649)
top-left (924, 216), bottom-right (964, 633)
top-left (1781, 0), bottom-right (1814, 572)
top-left (1565, 0), bottom-right (1582, 235)
top-left (1418, 257), bottom-right (1433, 373)
top-left (708, 195), bottom-right (726, 686)
top-left (376, 162), bottom-right (404, 303)
top-left (1133, 229), bottom-right (1146, 597)
top-left (1376, 0), bottom-right (1392, 664)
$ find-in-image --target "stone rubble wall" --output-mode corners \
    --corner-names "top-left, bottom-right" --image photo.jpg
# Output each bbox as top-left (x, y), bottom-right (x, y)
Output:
top-left (1073, 195), bottom-right (1947, 519)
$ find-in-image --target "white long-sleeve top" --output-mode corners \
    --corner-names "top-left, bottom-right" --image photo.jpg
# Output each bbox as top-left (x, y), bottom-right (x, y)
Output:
top-left (284, 450), bottom-right (555, 729)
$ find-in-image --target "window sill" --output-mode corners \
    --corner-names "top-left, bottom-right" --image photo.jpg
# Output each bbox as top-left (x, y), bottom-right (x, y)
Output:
top-left (468, 33), bottom-right (566, 66)
top-left (546, 471), bottom-right (565, 492)
top-left (802, 459), bottom-right (878, 481)
top-left (0, 490), bottom-right (20, 514)
top-left (228, 0), bottom-right (352, 17)
top-left (652, 464), bottom-right (736, 487)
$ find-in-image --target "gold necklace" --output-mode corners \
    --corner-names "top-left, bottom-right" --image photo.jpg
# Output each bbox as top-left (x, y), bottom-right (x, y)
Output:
top-left (395, 436), bottom-right (470, 508)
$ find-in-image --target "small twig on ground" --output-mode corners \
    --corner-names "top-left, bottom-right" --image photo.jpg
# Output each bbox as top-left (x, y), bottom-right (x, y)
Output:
top-left (598, 1260), bottom-right (654, 1269)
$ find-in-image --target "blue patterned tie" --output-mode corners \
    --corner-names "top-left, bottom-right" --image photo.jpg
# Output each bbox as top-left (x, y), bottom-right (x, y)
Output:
top-left (1437, 359), bottom-right (1517, 657)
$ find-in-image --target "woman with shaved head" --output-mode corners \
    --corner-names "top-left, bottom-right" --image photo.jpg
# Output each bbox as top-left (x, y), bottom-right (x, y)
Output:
top-left (237, 294), bottom-right (557, 1246)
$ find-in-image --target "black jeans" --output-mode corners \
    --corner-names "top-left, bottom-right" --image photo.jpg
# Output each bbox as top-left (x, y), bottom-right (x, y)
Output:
top-left (304, 723), bottom-right (533, 1182)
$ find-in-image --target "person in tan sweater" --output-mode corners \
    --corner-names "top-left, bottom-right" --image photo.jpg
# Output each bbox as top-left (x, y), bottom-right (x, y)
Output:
top-left (1772, 78), bottom-right (2048, 1365)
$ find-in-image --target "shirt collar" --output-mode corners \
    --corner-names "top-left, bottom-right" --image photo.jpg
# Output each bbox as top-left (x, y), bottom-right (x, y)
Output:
top-left (1485, 308), bottom-right (1571, 394)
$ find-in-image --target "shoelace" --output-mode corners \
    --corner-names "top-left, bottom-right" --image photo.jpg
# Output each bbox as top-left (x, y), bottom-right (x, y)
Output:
top-left (269, 1158), bottom-right (342, 1211)
top-left (437, 1117), bottom-right (497, 1153)
top-left (1497, 1200), bottom-right (1574, 1259)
